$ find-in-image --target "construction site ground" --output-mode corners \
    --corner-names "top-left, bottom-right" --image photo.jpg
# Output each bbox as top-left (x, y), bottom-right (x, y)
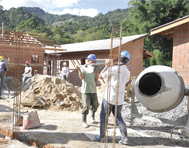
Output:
top-left (0, 87), bottom-right (189, 147)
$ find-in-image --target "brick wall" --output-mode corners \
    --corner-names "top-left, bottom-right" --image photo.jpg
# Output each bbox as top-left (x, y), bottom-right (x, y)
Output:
top-left (0, 44), bottom-right (44, 80)
top-left (172, 23), bottom-right (189, 84)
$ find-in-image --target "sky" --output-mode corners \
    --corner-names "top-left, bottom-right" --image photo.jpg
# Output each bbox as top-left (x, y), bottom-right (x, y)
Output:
top-left (0, 0), bottom-right (130, 17)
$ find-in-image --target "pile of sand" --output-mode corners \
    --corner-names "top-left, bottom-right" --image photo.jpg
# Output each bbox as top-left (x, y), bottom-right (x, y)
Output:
top-left (21, 75), bottom-right (82, 112)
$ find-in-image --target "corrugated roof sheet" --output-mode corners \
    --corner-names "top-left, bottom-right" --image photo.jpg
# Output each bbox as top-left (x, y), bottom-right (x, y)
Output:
top-left (45, 33), bottom-right (149, 54)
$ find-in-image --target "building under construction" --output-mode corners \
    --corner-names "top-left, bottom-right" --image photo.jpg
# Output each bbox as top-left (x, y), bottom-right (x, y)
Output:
top-left (0, 30), bottom-right (64, 79)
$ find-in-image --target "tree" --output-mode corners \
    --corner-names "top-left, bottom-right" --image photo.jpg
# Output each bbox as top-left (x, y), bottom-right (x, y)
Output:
top-left (150, 50), bottom-right (165, 66)
top-left (17, 17), bottom-right (39, 31)
top-left (121, 0), bottom-right (189, 67)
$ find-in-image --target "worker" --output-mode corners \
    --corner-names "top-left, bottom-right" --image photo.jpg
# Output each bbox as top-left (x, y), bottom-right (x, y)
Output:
top-left (0, 56), bottom-right (7, 99)
top-left (61, 62), bottom-right (69, 80)
top-left (95, 50), bottom-right (131, 145)
top-left (76, 54), bottom-right (99, 128)
top-left (22, 60), bottom-right (32, 85)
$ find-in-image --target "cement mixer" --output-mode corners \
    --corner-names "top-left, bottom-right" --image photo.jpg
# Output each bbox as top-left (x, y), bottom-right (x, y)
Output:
top-left (130, 65), bottom-right (189, 137)
top-left (135, 65), bottom-right (185, 112)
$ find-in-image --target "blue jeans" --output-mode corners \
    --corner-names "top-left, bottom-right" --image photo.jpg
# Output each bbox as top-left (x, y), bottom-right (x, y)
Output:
top-left (100, 98), bottom-right (125, 125)
top-left (63, 75), bottom-right (67, 80)
top-left (0, 72), bottom-right (4, 96)
top-left (23, 76), bottom-right (31, 85)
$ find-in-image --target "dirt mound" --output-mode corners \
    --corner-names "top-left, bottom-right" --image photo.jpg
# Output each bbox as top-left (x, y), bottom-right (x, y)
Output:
top-left (21, 75), bottom-right (82, 112)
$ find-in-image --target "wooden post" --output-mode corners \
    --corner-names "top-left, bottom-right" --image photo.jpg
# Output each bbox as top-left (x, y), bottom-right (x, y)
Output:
top-left (103, 27), bottom-right (114, 147)
top-left (112, 27), bottom-right (122, 148)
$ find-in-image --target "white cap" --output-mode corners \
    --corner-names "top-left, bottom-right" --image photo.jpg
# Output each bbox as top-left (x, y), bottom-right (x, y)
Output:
top-left (63, 62), bottom-right (67, 65)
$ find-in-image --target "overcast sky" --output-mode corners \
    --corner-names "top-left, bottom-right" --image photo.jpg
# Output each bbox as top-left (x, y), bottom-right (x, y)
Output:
top-left (0, 0), bottom-right (130, 17)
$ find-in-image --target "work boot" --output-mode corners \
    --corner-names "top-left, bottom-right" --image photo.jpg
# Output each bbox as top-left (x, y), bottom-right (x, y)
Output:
top-left (82, 114), bottom-right (88, 128)
top-left (91, 112), bottom-right (95, 123)
top-left (118, 123), bottom-right (128, 145)
top-left (95, 123), bottom-right (105, 142)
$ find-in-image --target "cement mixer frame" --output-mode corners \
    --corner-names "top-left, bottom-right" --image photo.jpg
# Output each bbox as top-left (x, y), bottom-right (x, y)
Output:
top-left (129, 65), bottom-right (189, 140)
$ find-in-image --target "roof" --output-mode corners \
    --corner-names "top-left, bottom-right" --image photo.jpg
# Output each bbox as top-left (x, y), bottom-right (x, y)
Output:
top-left (45, 33), bottom-right (149, 54)
top-left (0, 30), bottom-right (65, 51)
top-left (150, 15), bottom-right (189, 38)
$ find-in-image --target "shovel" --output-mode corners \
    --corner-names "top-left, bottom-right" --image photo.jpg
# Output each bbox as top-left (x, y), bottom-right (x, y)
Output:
top-left (79, 63), bottom-right (105, 74)
top-left (45, 91), bottom-right (64, 106)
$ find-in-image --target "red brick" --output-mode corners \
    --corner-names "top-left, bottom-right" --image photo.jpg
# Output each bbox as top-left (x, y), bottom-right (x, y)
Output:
top-left (172, 64), bottom-right (176, 69)
top-left (176, 65), bottom-right (184, 69)
top-left (182, 38), bottom-right (189, 44)
top-left (174, 29), bottom-right (182, 34)
top-left (179, 23), bottom-right (187, 29)
top-left (173, 39), bottom-right (182, 46)
top-left (185, 54), bottom-right (189, 59)
top-left (180, 59), bottom-right (188, 64)
top-left (181, 49), bottom-right (189, 53)
top-left (182, 28), bottom-right (189, 34)
top-left (178, 33), bottom-right (187, 39)
top-left (177, 54), bottom-right (185, 59)
top-left (177, 44), bottom-right (186, 49)
top-left (185, 65), bottom-right (189, 69)
top-left (173, 49), bottom-right (180, 54)
top-left (172, 59), bottom-right (179, 64)
top-left (186, 43), bottom-right (189, 49)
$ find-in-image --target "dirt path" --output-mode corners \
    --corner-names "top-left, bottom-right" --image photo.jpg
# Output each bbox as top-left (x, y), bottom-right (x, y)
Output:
top-left (0, 93), bottom-right (188, 147)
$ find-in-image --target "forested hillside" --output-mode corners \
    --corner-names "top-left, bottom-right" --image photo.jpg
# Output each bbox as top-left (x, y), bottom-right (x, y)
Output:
top-left (0, 0), bottom-right (189, 67)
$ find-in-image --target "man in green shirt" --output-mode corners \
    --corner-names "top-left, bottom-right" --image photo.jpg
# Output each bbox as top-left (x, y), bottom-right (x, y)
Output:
top-left (76, 54), bottom-right (99, 128)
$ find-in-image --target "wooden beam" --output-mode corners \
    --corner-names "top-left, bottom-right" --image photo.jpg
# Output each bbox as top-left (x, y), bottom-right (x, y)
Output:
top-left (158, 33), bottom-right (174, 39)
top-left (28, 33), bottom-right (46, 37)
top-left (151, 17), bottom-right (189, 35)
top-left (0, 43), bottom-right (66, 51)
top-left (8, 63), bottom-right (50, 66)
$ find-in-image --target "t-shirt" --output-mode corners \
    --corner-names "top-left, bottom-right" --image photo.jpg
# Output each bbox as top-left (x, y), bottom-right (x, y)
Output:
top-left (81, 67), bottom-right (96, 93)
top-left (62, 67), bottom-right (69, 76)
top-left (102, 65), bottom-right (130, 105)
top-left (0, 62), bottom-right (7, 73)
top-left (24, 66), bottom-right (32, 77)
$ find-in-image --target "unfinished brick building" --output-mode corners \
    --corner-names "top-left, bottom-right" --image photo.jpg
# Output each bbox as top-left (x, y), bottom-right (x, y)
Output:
top-left (151, 15), bottom-right (189, 84)
top-left (0, 31), bottom-right (63, 80)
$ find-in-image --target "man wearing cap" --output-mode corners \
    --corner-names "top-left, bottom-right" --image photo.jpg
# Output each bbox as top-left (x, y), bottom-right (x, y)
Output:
top-left (0, 56), bottom-right (7, 99)
top-left (22, 60), bottom-right (32, 85)
top-left (76, 54), bottom-right (99, 128)
top-left (61, 62), bottom-right (69, 80)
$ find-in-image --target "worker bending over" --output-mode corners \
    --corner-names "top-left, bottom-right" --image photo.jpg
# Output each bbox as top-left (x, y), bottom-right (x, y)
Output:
top-left (22, 60), bottom-right (32, 85)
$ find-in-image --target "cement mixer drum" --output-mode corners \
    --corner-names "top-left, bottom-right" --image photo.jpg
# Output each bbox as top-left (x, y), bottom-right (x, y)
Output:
top-left (135, 65), bottom-right (185, 112)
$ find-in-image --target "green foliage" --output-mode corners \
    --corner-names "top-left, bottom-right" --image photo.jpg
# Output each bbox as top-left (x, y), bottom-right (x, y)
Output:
top-left (121, 0), bottom-right (189, 67)
top-left (17, 17), bottom-right (39, 31)
top-left (150, 50), bottom-right (165, 65)
top-left (143, 49), bottom-right (172, 67)
top-left (0, 7), bottom-right (44, 28)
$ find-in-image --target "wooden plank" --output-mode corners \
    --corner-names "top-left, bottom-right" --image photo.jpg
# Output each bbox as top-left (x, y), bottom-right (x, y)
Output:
top-left (151, 17), bottom-right (189, 35)
top-left (21, 103), bottom-right (43, 107)
top-left (8, 63), bottom-right (50, 66)
top-left (28, 33), bottom-right (45, 37)
top-left (0, 43), bottom-right (66, 51)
